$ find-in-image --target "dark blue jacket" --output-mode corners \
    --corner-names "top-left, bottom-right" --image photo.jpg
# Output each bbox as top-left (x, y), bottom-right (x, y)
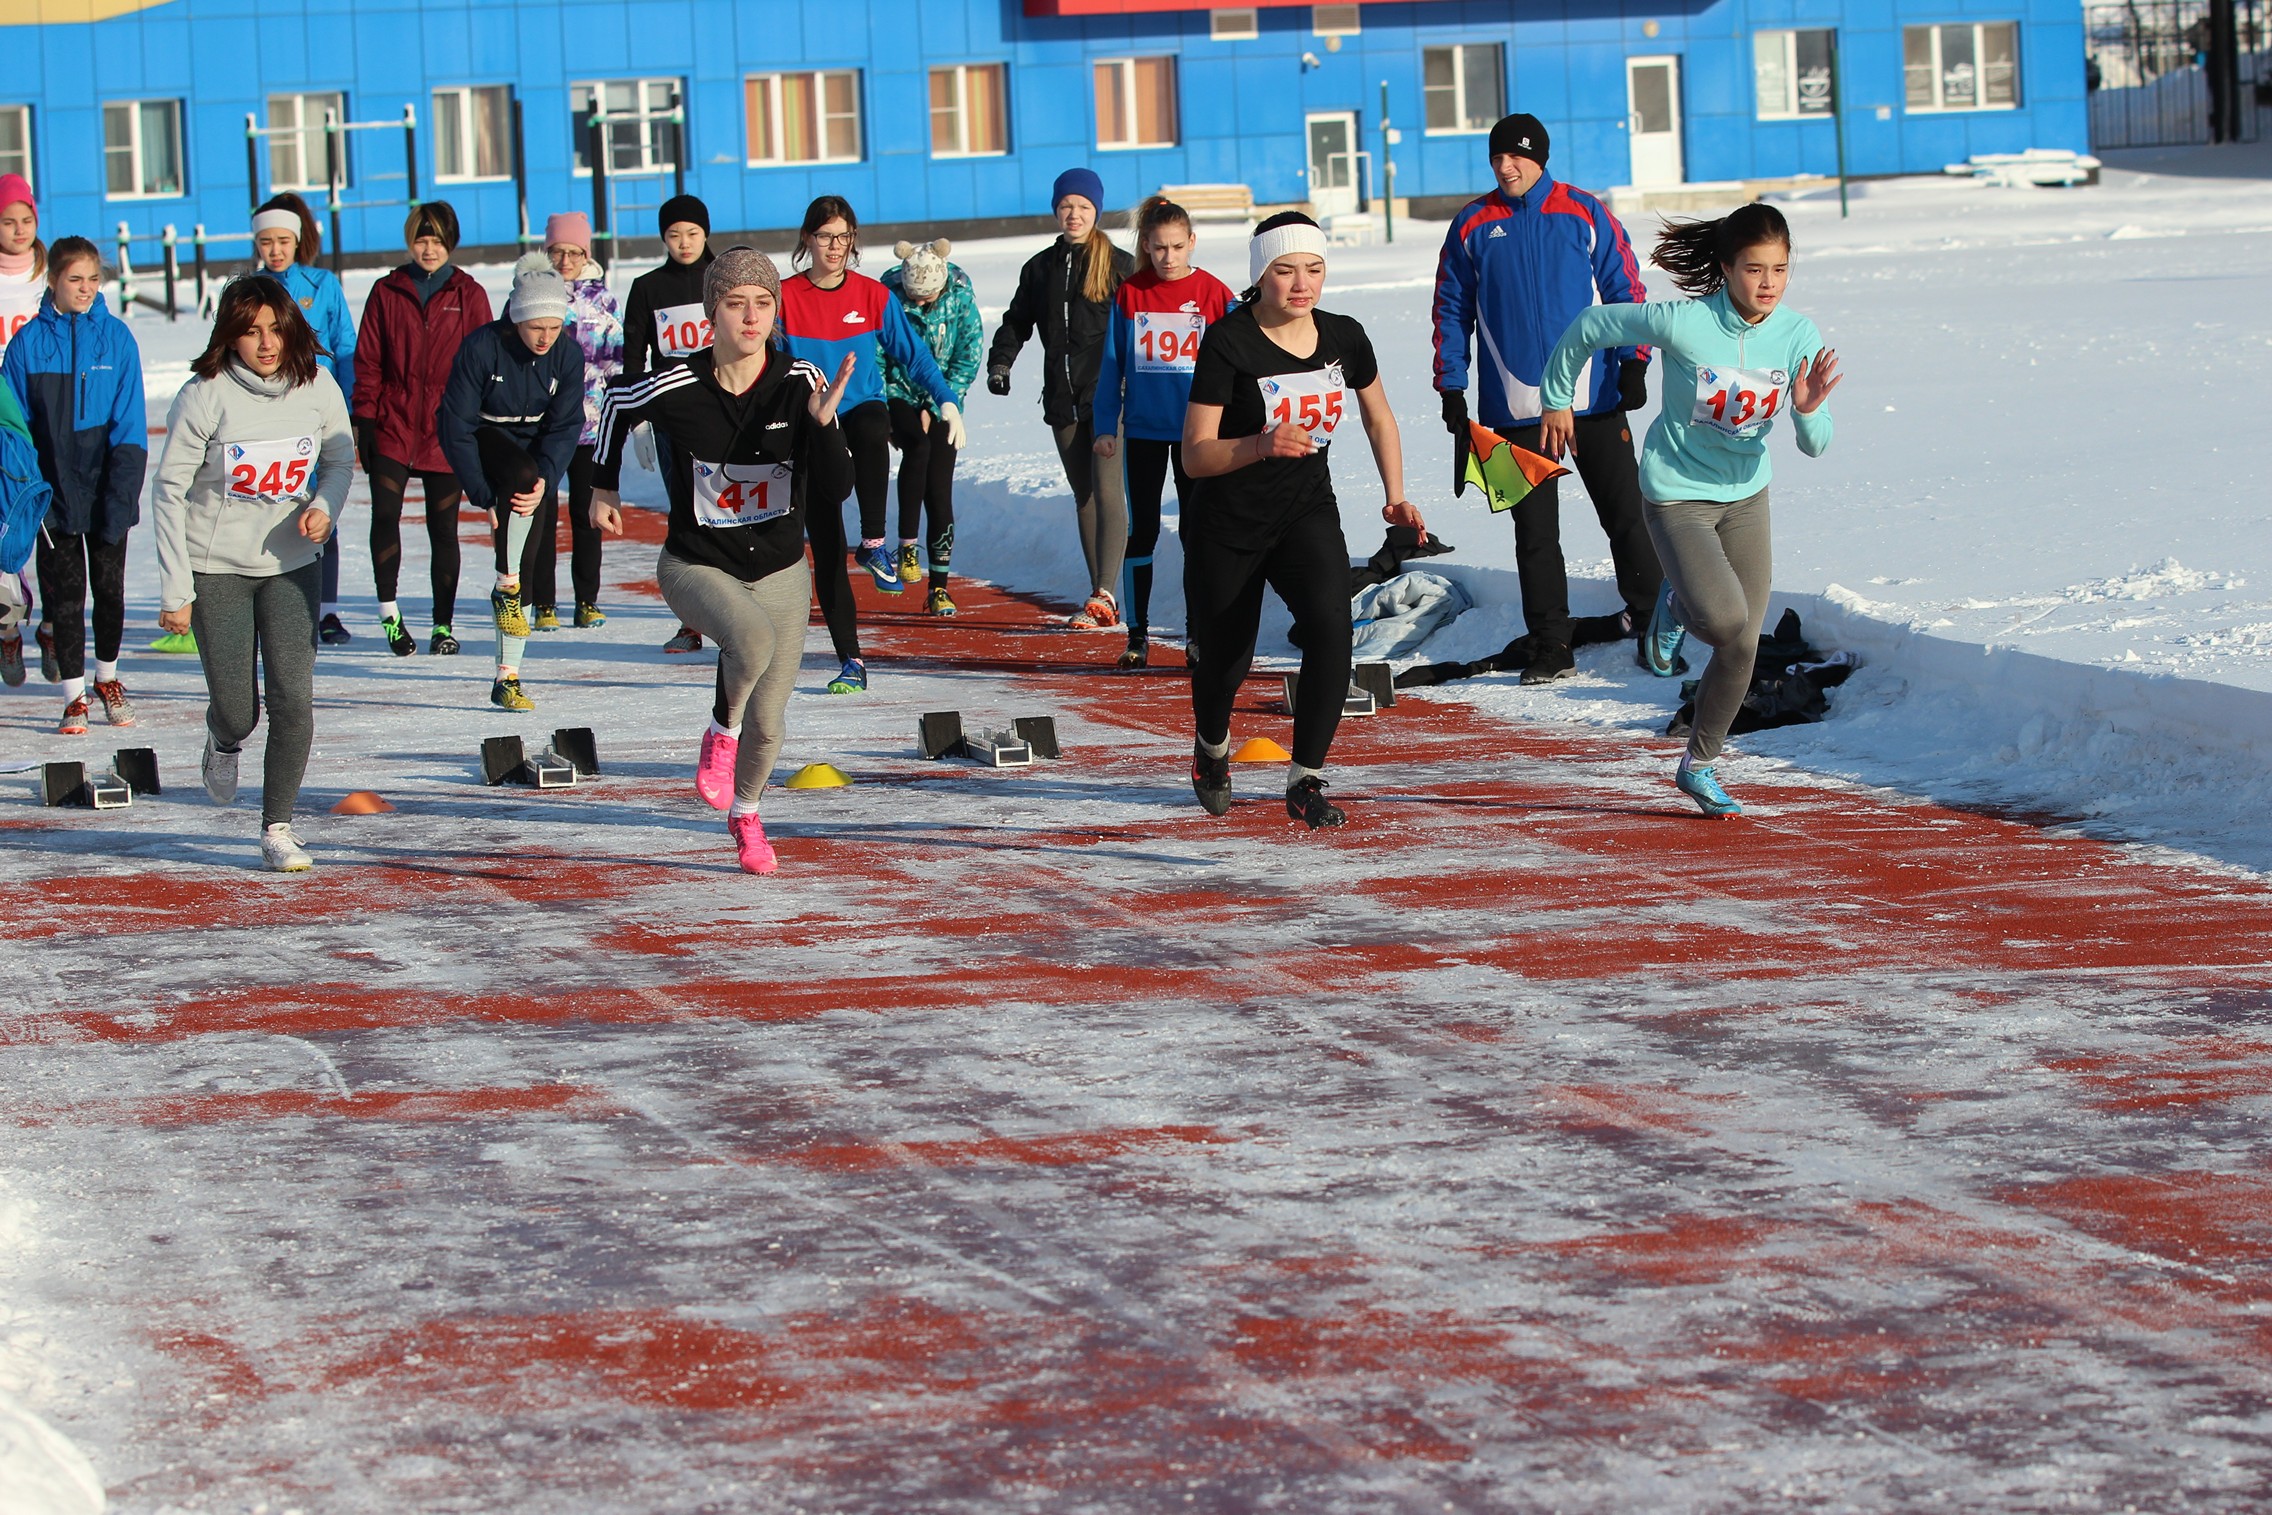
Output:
top-left (436, 319), bottom-right (586, 512)
top-left (0, 292), bottom-right (147, 542)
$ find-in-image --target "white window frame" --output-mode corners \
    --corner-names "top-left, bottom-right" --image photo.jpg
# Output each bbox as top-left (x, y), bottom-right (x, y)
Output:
top-left (1753, 29), bottom-right (1837, 120)
top-left (1211, 8), bottom-right (1259, 41)
top-left (744, 70), bottom-right (863, 167)
top-left (1094, 56), bottom-right (1180, 150)
top-left (1312, 4), bottom-right (1360, 36)
top-left (266, 91), bottom-right (346, 193)
top-left (572, 77), bottom-right (681, 177)
top-left (1904, 22), bottom-right (2021, 113)
top-left (928, 63), bottom-right (1008, 158)
top-left (431, 85), bottom-right (515, 183)
top-left (0, 105), bottom-right (31, 190)
top-left (102, 98), bottom-right (184, 200)
top-left (1422, 43), bottom-right (1506, 135)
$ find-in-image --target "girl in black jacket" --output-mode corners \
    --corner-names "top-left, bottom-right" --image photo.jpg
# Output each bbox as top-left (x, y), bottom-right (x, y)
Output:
top-left (986, 168), bottom-right (1134, 633)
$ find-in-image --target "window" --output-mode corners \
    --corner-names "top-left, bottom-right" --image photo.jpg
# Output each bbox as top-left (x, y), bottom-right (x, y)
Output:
top-left (266, 92), bottom-right (345, 192)
top-left (0, 106), bottom-right (30, 189)
top-left (572, 78), bottom-right (681, 175)
top-left (1905, 23), bottom-right (2020, 111)
top-left (745, 71), bottom-right (862, 165)
top-left (1094, 56), bottom-right (1178, 149)
top-left (1754, 30), bottom-right (1836, 119)
top-left (432, 85), bottom-right (513, 181)
top-left (1210, 9), bottom-right (1259, 41)
top-left (1423, 44), bottom-right (1505, 134)
top-left (930, 65), bottom-right (1007, 157)
top-left (102, 99), bottom-right (183, 198)
top-left (1313, 5), bottom-right (1360, 35)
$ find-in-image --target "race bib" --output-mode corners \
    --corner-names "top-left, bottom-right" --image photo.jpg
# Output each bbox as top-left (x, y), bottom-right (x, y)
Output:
top-left (690, 457), bottom-right (793, 530)
top-left (1133, 309), bottom-right (1204, 374)
top-left (0, 281), bottom-right (39, 363)
top-left (1258, 363), bottom-right (1347, 449)
top-left (655, 301), bottom-right (712, 359)
top-left (1690, 365), bottom-right (1787, 438)
top-left (225, 435), bottom-right (317, 503)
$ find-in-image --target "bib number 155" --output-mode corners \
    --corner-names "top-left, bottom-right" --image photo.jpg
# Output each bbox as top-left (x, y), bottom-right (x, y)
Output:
top-left (1269, 391), bottom-right (1343, 433)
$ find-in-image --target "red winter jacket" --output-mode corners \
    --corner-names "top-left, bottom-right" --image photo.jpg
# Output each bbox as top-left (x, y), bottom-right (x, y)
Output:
top-left (351, 265), bottom-right (492, 473)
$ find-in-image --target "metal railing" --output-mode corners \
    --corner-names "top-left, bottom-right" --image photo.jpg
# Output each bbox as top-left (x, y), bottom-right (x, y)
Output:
top-left (244, 104), bottom-right (420, 274)
top-left (2086, 0), bottom-right (2265, 148)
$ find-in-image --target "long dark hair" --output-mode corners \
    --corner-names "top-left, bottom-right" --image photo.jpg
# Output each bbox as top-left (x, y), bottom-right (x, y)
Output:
top-left (1651, 203), bottom-right (1791, 298)
top-left (1238, 210), bottom-right (1321, 306)
top-left (192, 276), bottom-right (326, 387)
top-left (257, 192), bottom-right (323, 264)
top-left (792, 195), bottom-right (860, 270)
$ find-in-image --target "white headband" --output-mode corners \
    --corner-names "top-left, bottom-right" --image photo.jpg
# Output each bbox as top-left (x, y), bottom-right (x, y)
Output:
top-left (1249, 222), bottom-right (1329, 285)
top-left (252, 209), bottom-right (302, 240)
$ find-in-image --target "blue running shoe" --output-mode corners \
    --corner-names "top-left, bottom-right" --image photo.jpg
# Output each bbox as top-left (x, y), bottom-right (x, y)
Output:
top-left (1639, 578), bottom-right (1689, 677)
top-left (1675, 762), bottom-right (1743, 818)
top-left (855, 544), bottom-right (903, 594)
top-left (826, 658), bottom-right (868, 694)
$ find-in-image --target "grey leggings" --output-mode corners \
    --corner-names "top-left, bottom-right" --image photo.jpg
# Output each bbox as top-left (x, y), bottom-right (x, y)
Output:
top-left (1054, 419), bottom-right (1127, 597)
top-left (1644, 488), bottom-right (1771, 767)
top-left (655, 547), bottom-right (810, 808)
top-left (190, 560), bottom-right (321, 827)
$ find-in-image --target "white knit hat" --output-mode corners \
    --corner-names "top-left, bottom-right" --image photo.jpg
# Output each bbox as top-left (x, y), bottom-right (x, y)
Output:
top-left (1248, 219), bottom-right (1330, 285)
top-left (507, 265), bottom-right (570, 323)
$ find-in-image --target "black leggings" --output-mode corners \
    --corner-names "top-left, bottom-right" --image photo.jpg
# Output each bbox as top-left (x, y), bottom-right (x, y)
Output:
top-left (804, 492), bottom-right (862, 666)
top-left (842, 400), bottom-right (893, 544)
top-left (1122, 436), bottom-right (1188, 638)
top-left (1501, 411), bottom-right (1662, 646)
top-left (1185, 506), bottom-right (1353, 773)
top-left (367, 455), bottom-right (465, 628)
top-left (36, 529), bottom-right (129, 680)
top-left (473, 427), bottom-right (557, 579)
top-left (525, 444), bottom-right (602, 608)
top-left (888, 398), bottom-right (956, 578)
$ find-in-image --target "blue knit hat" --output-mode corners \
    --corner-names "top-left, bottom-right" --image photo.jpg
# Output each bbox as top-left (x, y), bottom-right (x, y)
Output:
top-left (1051, 167), bottom-right (1105, 213)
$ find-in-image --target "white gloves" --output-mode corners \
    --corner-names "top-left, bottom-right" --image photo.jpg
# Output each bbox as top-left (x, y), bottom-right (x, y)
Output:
top-left (632, 422), bottom-right (657, 473)
top-left (937, 401), bottom-right (968, 452)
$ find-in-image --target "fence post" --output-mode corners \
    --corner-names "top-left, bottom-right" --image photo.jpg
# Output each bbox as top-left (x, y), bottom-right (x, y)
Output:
top-left (325, 106), bottom-right (346, 278)
top-left (511, 91), bottom-right (530, 246)
top-left (401, 102), bottom-right (420, 207)
top-left (244, 113), bottom-right (261, 216)
top-left (670, 89), bottom-right (685, 201)
top-left (588, 112), bottom-right (610, 273)
top-left (1832, 32), bottom-right (1851, 218)
top-left (1378, 79), bottom-right (1395, 245)
top-left (193, 224), bottom-right (209, 315)
top-left (162, 224), bottom-right (178, 321)
top-left (114, 222), bottom-right (133, 313)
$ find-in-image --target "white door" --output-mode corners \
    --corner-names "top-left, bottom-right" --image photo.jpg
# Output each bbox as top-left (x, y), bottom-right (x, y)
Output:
top-left (1625, 56), bottom-right (1686, 187)
top-left (1306, 112), bottom-right (1360, 218)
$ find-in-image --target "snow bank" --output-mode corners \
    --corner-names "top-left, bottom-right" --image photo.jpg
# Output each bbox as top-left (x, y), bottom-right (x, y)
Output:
top-left (0, 1398), bottom-right (105, 1515)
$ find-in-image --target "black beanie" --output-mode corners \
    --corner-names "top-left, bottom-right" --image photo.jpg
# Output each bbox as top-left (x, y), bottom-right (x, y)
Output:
top-left (657, 194), bottom-right (710, 237)
top-left (1488, 113), bottom-right (1549, 165)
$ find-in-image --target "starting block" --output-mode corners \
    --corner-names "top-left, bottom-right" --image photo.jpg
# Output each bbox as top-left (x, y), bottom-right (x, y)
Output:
top-left (918, 710), bottom-right (1059, 767)
top-left (42, 748), bottom-right (157, 809)
top-left (1351, 662), bottom-right (1398, 709)
top-left (551, 727), bottom-right (599, 779)
top-left (482, 731), bottom-right (593, 789)
top-left (1281, 673), bottom-right (1378, 718)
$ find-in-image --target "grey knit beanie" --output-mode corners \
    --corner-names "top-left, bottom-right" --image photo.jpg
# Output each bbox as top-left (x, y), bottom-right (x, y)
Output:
top-left (507, 265), bottom-right (570, 323)
top-left (703, 245), bottom-right (782, 319)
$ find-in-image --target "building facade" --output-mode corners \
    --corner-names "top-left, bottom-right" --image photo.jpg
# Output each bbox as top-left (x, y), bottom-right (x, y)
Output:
top-left (0, 0), bottom-right (2087, 259)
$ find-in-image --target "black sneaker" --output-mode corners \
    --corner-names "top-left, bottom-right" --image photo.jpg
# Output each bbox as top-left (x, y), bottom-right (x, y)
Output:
top-left (1118, 637), bottom-right (1148, 670)
top-left (319, 612), bottom-right (352, 645)
top-left (430, 626), bottom-right (461, 656)
top-left (1192, 742), bottom-right (1232, 816)
top-left (1286, 775), bottom-right (1346, 829)
top-left (1520, 642), bottom-right (1575, 685)
top-left (382, 615), bottom-right (417, 657)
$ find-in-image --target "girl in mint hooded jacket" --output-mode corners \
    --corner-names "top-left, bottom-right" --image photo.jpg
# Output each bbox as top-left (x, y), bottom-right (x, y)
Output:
top-left (1541, 202), bottom-right (1841, 819)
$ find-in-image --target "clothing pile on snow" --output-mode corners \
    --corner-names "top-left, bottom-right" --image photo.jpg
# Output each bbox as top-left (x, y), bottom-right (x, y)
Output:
top-left (1351, 571), bottom-right (1474, 662)
top-left (1349, 523), bottom-right (1454, 590)
top-left (1393, 610), bottom-right (1636, 687)
top-left (1665, 610), bottom-right (1858, 738)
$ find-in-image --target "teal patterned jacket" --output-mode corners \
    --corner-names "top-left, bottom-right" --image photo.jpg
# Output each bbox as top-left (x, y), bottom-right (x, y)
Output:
top-left (879, 263), bottom-right (981, 413)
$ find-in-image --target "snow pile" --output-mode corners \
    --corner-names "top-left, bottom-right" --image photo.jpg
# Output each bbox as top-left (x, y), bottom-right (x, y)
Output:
top-left (0, 1399), bottom-right (105, 1515)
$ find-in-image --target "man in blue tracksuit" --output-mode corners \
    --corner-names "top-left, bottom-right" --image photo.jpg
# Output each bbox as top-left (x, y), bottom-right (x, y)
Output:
top-left (1432, 113), bottom-right (1663, 682)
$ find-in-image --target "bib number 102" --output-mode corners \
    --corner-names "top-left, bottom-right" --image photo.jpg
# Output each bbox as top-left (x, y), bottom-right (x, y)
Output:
top-left (1270, 392), bottom-right (1343, 433)
top-left (231, 458), bottom-right (310, 497)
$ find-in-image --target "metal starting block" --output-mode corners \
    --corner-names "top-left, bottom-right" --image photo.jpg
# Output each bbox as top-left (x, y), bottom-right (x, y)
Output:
top-left (1351, 662), bottom-right (1398, 709)
top-left (482, 733), bottom-right (587, 788)
top-left (1281, 673), bottom-right (1378, 718)
top-left (551, 727), bottom-right (599, 778)
top-left (42, 749), bottom-right (155, 808)
top-left (918, 710), bottom-right (1059, 767)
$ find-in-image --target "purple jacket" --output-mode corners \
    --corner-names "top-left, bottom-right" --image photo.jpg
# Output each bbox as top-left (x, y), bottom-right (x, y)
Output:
top-left (566, 277), bottom-right (624, 447)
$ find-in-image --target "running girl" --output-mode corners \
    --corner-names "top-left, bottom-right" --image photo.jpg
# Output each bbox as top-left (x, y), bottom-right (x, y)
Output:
top-left (1539, 202), bottom-right (1840, 818)
top-left (588, 248), bottom-right (855, 876)
top-left (1092, 194), bottom-right (1237, 668)
top-left (353, 202), bottom-right (490, 658)
top-left (880, 238), bottom-right (982, 617)
top-left (986, 169), bottom-right (1135, 631)
top-left (0, 235), bottom-right (147, 735)
top-left (151, 277), bottom-right (354, 871)
top-left (1181, 213), bottom-right (1422, 830)
top-left (251, 193), bottom-right (358, 645)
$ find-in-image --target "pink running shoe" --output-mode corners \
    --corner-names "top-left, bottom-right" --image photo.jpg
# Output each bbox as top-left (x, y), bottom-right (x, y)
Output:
top-left (696, 725), bottom-right (738, 810)
top-left (729, 811), bottom-right (778, 875)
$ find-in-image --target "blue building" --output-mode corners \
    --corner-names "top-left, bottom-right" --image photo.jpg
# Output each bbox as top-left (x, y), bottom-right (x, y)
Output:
top-left (0, 0), bottom-right (2086, 260)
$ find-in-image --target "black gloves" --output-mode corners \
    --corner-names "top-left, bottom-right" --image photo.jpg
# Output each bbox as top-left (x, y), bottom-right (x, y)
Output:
top-left (1440, 388), bottom-right (1469, 435)
top-left (986, 368), bottom-right (1011, 397)
top-left (1620, 358), bottom-right (1650, 412)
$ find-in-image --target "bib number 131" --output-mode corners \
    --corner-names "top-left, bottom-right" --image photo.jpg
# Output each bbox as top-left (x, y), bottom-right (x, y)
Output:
top-left (1691, 366), bottom-right (1788, 438)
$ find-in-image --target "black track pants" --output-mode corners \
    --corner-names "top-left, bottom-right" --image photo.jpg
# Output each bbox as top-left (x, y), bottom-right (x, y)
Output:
top-left (1185, 506), bottom-right (1353, 773)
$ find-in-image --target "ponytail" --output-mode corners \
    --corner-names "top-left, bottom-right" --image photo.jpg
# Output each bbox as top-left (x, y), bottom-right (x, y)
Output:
top-left (1078, 224), bottom-right (1121, 305)
top-left (27, 237), bottom-right (45, 280)
top-left (1134, 194), bottom-right (1191, 244)
top-left (1650, 202), bottom-right (1791, 298)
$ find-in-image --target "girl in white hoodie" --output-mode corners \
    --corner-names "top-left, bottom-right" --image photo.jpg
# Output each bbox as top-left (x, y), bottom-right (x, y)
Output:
top-left (152, 276), bottom-right (355, 871)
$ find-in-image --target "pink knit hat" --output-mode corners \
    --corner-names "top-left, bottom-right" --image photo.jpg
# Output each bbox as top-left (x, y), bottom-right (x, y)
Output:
top-left (0, 174), bottom-right (33, 217)
top-left (543, 211), bottom-right (591, 252)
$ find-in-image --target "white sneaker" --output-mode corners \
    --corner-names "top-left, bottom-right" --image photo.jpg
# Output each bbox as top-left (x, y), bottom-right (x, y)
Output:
top-left (261, 823), bottom-right (313, 872)
top-left (203, 734), bottom-right (240, 806)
